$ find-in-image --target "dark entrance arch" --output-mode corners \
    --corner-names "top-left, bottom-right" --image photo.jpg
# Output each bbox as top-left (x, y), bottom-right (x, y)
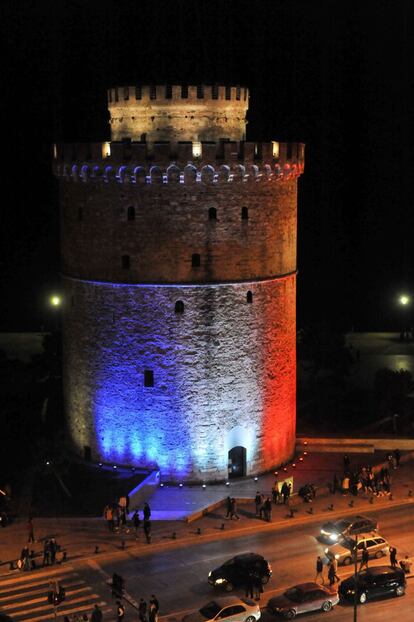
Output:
top-left (228, 446), bottom-right (247, 478)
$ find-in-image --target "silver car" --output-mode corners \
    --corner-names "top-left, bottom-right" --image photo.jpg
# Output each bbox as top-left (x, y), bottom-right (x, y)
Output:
top-left (325, 532), bottom-right (389, 566)
top-left (183, 597), bottom-right (261, 622)
top-left (267, 583), bottom-right (339, 619)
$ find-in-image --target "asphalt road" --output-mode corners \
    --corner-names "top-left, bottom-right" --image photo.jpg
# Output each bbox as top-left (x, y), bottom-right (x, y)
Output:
top-left (83, 503), bottom-right (414, 620)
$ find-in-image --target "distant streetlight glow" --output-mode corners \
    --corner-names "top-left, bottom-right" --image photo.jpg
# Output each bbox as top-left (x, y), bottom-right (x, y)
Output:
top-left (399, 295), bottom-right (410, 306)
top-left (50, 295), bottom-right (61, 307)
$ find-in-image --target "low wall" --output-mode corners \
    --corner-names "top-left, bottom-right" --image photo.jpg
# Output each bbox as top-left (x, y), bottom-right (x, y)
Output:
top-left (296, 437), bottom-right (414, 453)
top-left (128, 470), bottom-right (160, 510)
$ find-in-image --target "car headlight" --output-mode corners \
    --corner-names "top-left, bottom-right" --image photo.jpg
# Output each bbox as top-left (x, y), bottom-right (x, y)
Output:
top-left (325, 548), bottom-right (329, 554)
top-left (208, 572), bottom-right (212, 578)
top-left (347, 589), bottom-right (355, 595)
top-left (215, 578), bottom-right (226, 584)
top-left (335, 554), bottom-right (340, 560)
top-left (329, 534), bottom-right (338, 541)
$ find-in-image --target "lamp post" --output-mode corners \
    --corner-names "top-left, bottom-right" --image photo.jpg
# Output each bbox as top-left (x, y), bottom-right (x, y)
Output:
top-left (398, 294), bottom-right (410, 341)
top-left (49, 294), bottom-right (62, 331)
top-left (353, 534), bottom-right (358, 622)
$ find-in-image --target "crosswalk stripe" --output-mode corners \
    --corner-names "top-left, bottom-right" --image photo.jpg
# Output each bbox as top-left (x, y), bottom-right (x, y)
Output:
top-left (0, 566), bottom-right (74, 588)
top-left (14, 599), bottom-right (108, 622)
top-left (7, 593), bottom-right (102, 619)
top-left (0, 574), bottom-right (79, 596)
top-left (2, 586), bottom-right (92, 611)
top-left (0, 580), bottom-right (83, 602)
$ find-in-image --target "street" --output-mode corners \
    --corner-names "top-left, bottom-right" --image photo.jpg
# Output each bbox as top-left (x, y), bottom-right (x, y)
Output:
top-left (1, 503), bottom-right (414, 621)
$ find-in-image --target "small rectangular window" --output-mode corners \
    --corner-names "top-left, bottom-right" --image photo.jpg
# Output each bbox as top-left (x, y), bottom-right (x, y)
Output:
top-left (243, 87), bottom-right (248, 101)
top-left (181, 85), bottom-right (188, 99)
top-left (135, 85), bottom-right (142, 100)
top-left (150, 85), bottom-right (157, 100)
top-left (108, 89), bottom-right (112, 103)
top-left (123, 86), bottom-right (129, 101)
top-left (165, 85), bottom-right (172, 99)
top-left (236, 86), bottom-right (241, 101)
top-left (197, 85), bottom-right (204, 99)
top-left (114, 87), bottom-right (119, 102)
top-left (287, 143), bottom-right (293, 159)
top-left (212, 84), bottom-right (218, 99)
top-left (144, 370), bottom-right (154, 387)
top-left (225, 86), bottom-right (231, 100)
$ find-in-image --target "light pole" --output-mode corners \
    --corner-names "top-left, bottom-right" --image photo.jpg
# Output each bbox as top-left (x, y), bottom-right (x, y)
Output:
top-left (353, 534), bottom-right (359, 622)
top-left (398, 294), bottom-right (410, 341)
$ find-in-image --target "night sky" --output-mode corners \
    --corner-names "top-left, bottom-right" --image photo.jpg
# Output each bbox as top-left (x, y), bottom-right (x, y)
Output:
top-left (2, 0), bottom-right (413, 332)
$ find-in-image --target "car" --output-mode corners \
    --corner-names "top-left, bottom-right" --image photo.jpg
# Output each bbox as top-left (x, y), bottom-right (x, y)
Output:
top-left (339, 566), bottom-right (406, 604)
top-left (267, 583), bottom-right (339, 619)
top-left (320, 515), bottom-right (378, 542)
top-left (182, 597), bottom-right (261, 622)
top-left (208, 553), bottom-right (272, 592)
top-left (325, 532), bottom-right (389, 566)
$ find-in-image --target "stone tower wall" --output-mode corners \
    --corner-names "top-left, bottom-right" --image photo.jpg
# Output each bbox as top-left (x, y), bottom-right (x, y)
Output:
top-left (108, 84), bottom-right (249, 142)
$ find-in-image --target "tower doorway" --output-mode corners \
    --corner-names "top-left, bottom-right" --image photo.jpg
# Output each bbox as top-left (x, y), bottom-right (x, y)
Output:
top-left (228, 446), bottom-right (247, 478)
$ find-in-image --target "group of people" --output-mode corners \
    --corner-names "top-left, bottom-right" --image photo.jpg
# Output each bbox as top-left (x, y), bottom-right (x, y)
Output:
top-left (63, 604), bottom-right (104, 622)
top-left (332, 451), bottom-right (402, 497)
top-left (16, 518), bottom-right (62, 571)
top-left (315, 556), bottom-right (340, 586)
top-left (115, 594), bottom-right (159, 622)
top-left (104, 500), bottom-right (153, 544)
top-left (253, 481), bottom-right (292, 522)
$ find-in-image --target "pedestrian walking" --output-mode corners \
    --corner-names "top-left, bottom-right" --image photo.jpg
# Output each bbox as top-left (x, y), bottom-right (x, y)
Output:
top-left (230, 498), bottom-right (240, 520)
top-left (143, 503), bottom-right (151, 521)
top-left (281, 481), bottom-right (290, 505)
top-left (138, 598), bottom-right (147, 622)
top-left (342, 475), bottom-right (350, 495)
top-left (104, 505), bottom-right (114, 532)
top-left (255, 492), bottom-right (262, 516)
top-left (390, 546), bottom-right (398, 568)
top-left (91, 604), bottom-right (103, 622)
top-left (225, 496), bottom-right (232, 519)
top-left (27, 517), bottom-right (35, 543)
top-left (359, 545), bottom-right (369, 571)
top-left (143, 519), bottom-right (152, 543)
top-left (315, 556), bottom-right (325, 585)
top-left (400, 556), bottom-right (412, 574)
top-left (331, 556), bottom-right (340, 583)
top-left (49, 538), bottom-right (57, 564)
top-left (332, 474), bottom-right (339, 495)
top-left (42, 540), bottom-right (51, 567)
top-left (117, 600), bottom-right (125, 622)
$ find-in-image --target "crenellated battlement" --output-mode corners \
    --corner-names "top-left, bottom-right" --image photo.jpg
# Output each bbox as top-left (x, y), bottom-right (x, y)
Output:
top-left (108, 84), bottom-right (249, 105)
top-left (53, 140), bottom-right (305, 184)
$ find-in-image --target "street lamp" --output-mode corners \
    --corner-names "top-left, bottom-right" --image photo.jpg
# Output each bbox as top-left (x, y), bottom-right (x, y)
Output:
top-left (398, 294), bottom-right (411, 341)
top-left (50, 295), bottom-right (61, 307)
top-left (48, 294), bottom-right (62, 331)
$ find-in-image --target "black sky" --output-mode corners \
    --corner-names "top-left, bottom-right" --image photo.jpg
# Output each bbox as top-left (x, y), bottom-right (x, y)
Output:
top-left (1, 0), bottom-right (413, 331)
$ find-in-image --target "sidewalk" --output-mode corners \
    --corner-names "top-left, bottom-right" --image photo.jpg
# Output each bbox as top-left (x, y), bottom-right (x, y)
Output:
top-left (1, 451), bottom-right (413, 576)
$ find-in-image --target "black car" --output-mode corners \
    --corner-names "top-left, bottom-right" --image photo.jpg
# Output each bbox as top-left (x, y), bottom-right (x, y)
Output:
top-left (208, 553), bottom-right (272, 592)
top-left (339, 566), bottom-right (406, 604)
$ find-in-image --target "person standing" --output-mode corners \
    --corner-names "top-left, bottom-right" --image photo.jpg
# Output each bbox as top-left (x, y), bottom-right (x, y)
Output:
top-left (255, 492), bottom-right (262, 516)
top-left (245, 571), bottom-right (254, 599)
top-left (359, 545), bottom-right (369, 571)
top-left (281, 482), bottom-right (289, 505)
top-left (117, 600), bottom-right (125, 622)
top-left (27, 517), bottom-right (35, 543)
top-left (271, 484), bottom-right (279, 504)
top-left (225, 496), bottom-right (232, 519)
top-left (143, 519), bottom-right (152, 544)
top-left (263, 497), bottom-right (272, 522)
top-left (132, 510), bottom-right (141, 537)
top-left (149, 595), bottom-right (159, 622)
top-left (230, 498), bottom-right (240, 520)
top-left (394, 449), bottom-right (401, 467)
top-left (49, 538), bottom-right (57, 565)
top-left (390, 546), bottom-right (398, 568)
top-left (143, 503), bottom-right (151, 522)
top-left (342, 475), bottom-right (350, 495)
top-left (315, 556), bottom-right (325, 585)
top-left (328, 562), bottom-right (336, 586)
top-left (42, 540), bottom-right (51, 567)
top-left (252, 571), bottom-right (263, 601)
top-left (91, 604), bottom-right (103, 622)
top-left (138, 598), bottom-right (147, 622)
top-left (332, 474), bottom-right (339, 495)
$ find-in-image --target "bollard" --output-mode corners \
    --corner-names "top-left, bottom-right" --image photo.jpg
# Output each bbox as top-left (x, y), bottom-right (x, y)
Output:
top-left (307, 507), bottom-right (314, 515)
top-left (328, 504), bottom-right (334, 511)
top-left (369, 496), bottom-right (374, 504)
top-left (221, 523), bottom-right (225, 530)
top-left (348, 500), bottom-right (354, 508)
top-left (172, 532), bottom-right (176, 539)
top-left (62, 551), bottom-right (67, 563)
top-left (197, 527), bottom-right (202, 535)
top-left (409, 490), bottom-right (413, 497)
top-left (95, 545), bottom-right (99, 554)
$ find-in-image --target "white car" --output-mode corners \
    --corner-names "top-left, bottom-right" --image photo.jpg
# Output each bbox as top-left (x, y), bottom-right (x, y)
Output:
top-left (182, 597), bottom-right (261, 622)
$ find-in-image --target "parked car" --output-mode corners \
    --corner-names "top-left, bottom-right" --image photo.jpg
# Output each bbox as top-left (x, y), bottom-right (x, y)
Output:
top-left (325, 532), bottom-right (389, 566)
top-left (267, 583), bottom-right (339, 619)
top-left (182, 597), bottom-right (261, 622)
top-left (339, 566), bottom-right (406, 604)
top-left (208, 553), bottom-right (272, 592)
top-left (320, 515), bottom-right (378, 542)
